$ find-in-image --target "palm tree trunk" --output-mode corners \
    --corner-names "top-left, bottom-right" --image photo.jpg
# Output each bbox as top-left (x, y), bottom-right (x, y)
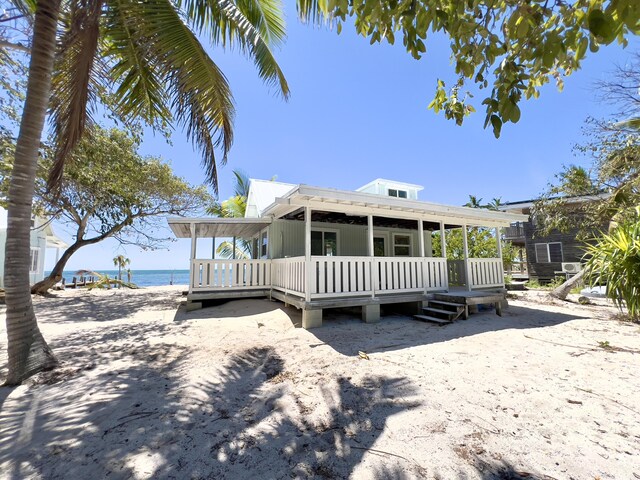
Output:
top-left (549, 269), bottom-right (585, 301)
top-left (4, 0), bottom-right (61, 385)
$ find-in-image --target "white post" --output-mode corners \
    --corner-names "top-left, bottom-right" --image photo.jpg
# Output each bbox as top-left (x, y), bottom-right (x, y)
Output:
top-left (418, 219), bottom-right (426, 293)
top-left (496, 226), bottom-right (504, 284)
top-left (462, 224), bottom-right (471, 291)
top-left (440, 221), bottom-right (446, 258)
top-left (368, 215), bottom-right (375, 298)
top-left (305, 207), bottom-right (311, 302)
top-left (190, 223), bottom-right (197, 294)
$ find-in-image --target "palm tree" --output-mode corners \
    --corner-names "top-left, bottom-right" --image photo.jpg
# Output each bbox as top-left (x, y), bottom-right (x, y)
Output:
top-left (3, 0), bottom-right (290, 385)
top-left (210, 170), bottom-right (253, 259)
top-left (112, 255), bottom-right (131, 284)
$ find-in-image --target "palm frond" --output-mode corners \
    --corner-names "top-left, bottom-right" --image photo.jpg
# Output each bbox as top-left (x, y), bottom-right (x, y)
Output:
top-left (232, 168), bottom-right (250, 198)
top-left (296, 0), bottom-right (330, 25)
top-left (179, 0), bottom-right (289, 98)
top-left (104, 0), bottom-right (235, 193)
top-left (101, 0), bottom-right (171, 124)
top-left (48, 0), bottom-right (103, 191)
top-left (216, 239), bottom-right (251, 259)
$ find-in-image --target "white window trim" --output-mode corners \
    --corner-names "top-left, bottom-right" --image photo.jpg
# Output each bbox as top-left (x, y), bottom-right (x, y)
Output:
top-left (373, 231), bottom-right (389, 257)
top-left (30, 247), bottom-right (40, 273)
top-left (311, 228), bottom-right (340, 256)
top-left (392, 232), bottom-right (413, 257)
top-left (534, 242), bottom-right (563, 263)
top-left (388, 188), bottom-right (408, 198)
top-left (260, 228), bottom-right (269, 259)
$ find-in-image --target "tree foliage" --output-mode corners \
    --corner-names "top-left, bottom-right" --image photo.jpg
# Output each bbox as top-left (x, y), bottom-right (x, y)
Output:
top-left (585, 207), bottom-right (640, 320)
top-left (304, 0), bottom-right (640, 136)
top-left (533, 129), bottom-right (640, 239)
top-left (0, 126), bottom-right (212, 293)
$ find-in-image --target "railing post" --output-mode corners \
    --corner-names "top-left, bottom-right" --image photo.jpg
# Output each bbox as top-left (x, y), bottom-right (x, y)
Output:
top-left (462, 224), bottom-right (472, 291)
top-left (189, 223), bottom-right (197, 294)
top-left (305, 207), bottom-right (311, 302)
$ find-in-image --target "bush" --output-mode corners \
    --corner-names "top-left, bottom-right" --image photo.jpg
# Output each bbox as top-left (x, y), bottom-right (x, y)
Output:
top-left (585, 208), bottom-right (640, 320)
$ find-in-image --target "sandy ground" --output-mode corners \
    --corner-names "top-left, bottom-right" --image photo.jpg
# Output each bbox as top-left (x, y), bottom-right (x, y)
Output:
top-left (0, 287), bottom-right (639, 480)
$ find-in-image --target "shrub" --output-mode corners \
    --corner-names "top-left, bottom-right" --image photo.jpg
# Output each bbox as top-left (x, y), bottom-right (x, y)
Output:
top-left (585, 208), bottom-right (640, 320)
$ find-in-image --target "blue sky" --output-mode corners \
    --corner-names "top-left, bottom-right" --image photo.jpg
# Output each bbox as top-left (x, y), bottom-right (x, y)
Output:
top-left (48, 4), bottom-right (639, 271)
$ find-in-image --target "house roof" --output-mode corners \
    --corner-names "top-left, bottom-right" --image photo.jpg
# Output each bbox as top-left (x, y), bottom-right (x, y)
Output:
top-left (501, 193), bottom-right (609, 212)
top-left (167, 217), bottom-right (271, 238)
top-left (245, 179), bottom-right (297, 218)
top-left (264, 184), bottom-right (527, 228)
top-left (356, 178), bottom-right (424, 192)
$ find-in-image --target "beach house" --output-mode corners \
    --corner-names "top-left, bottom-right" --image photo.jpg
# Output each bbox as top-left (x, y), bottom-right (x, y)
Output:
top-left (168, 179), bottom-right (527, 328)
top-left (0, 207), bottom-right (68, 288)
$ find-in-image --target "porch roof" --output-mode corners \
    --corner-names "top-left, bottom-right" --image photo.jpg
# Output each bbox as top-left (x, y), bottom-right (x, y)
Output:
top-left (264, 185), bottom-right (528, 227)
top-left (167, 217), bottom-right (271, 238)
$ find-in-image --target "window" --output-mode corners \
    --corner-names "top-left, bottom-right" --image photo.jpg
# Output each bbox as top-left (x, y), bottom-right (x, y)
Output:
top-left (393, 234), bottom-right (412, 256)
top-left (388, 189), bottom-right (408, 198)
top-left (30, 248), bottom-right (40, 273)
top-left (373, 237), bottom-right (386, 257)
top-left (311, 230), bottom-right (337, 256)
top-left (535, 242), bottom-right (563, 263)
top-left (260, 231), bottom-right (268, 258)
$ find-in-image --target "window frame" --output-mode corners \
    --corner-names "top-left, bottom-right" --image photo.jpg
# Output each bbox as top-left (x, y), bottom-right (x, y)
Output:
top-left (534, 242), bottom-right (563, 263)
top-left (310, 228), bottom-right (340, 256)
top-left (388, 188), bottom-right (408, 198)
top-left (260, 229), bottom-right (269, 259)
top-left (392, 233), bottom-right (413, 257)
top-left (29, 247), bottom-right (40, 273)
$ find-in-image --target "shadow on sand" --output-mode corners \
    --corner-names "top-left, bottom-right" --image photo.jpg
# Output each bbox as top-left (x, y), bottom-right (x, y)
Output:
top-left (0, 318), bottom-right (422, 479)
top-left (309, 304), bottom-right (588, 356)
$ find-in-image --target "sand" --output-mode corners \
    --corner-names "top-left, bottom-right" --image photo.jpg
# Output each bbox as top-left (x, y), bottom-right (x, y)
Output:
top-left (0, 287), bottom-right (639, 479)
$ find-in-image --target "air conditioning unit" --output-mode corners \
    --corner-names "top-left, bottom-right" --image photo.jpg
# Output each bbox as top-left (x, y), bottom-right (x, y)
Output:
top-left (561, 262), bottom-right (582, 273)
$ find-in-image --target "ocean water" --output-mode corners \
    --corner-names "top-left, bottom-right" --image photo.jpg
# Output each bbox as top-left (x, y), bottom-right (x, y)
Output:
top-left (49, 269), bottom-right (191, 287)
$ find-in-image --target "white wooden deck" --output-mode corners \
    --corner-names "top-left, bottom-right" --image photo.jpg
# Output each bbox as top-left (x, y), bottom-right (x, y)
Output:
top-left (189, 256), bottom-right (504, 302)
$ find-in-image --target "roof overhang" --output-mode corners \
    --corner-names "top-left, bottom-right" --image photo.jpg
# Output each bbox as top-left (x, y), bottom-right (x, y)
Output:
top-left (501, 193), bottom-right (610, 211)
top-left (46, 235), bottom-right (68, 249)
top-left (167, 217), bottom-right (272, 238)
top-left (263, 185), bottom-right (528, 228)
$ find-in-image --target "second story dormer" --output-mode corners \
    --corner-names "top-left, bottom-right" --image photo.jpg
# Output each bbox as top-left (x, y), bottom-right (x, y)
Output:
top-left (355, 179), bottom-right (423, 200)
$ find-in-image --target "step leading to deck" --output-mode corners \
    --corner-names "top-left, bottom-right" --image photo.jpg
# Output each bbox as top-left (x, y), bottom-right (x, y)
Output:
top-left (413, 314), bottom-right (452, 325)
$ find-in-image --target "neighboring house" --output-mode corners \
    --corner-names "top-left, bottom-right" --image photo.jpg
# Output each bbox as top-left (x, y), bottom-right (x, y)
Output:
top-left (501, 195), bottom-right (606, 282)
top-left (168, 179), bottom-right (526, 327)
top-left (0, 207), bottom-right (68, 289)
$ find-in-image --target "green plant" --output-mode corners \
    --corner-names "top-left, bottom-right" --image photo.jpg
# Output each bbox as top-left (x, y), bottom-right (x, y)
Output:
top-left (585, 208), bottom-right (640, 321)
top-left (525, 279), bottom-right (542, 289)
top-left (504, 275), bottom-right (513, 285)
top-left (76, 270), bottom-right (138, 290)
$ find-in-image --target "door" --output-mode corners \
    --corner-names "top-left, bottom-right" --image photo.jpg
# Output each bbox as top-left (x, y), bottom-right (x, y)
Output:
top-left (373, 236), bottom-right (386, 257)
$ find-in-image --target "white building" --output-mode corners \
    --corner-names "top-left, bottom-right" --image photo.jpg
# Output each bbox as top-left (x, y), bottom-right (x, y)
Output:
top-left (0, 207), bottom-right (68, 288)
top-left (169, 179), bottom-right (527, 327)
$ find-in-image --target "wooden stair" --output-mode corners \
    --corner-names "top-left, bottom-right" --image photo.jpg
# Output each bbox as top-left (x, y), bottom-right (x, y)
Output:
top-left (414, 299), bottom-right (466, 325)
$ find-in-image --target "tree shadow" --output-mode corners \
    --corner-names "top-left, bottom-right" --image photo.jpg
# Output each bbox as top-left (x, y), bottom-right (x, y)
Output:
top-left (0, 318), bottom-right (423, 478)
top-left (311, 304), bottom-right (589, 356)
top-left (30, 288), bottom-right (184, 324)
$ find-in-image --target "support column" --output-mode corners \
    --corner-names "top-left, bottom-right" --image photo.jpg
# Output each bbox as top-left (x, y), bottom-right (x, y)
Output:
top-left (189, 223), bottom-right (197, 295)
top-left (362, 304), bottom-right (380, 323)
top-left (232, 236), bottom-right (237, 260)
top-left (368, 215), bottom-right (375, 298)
top-left (496, 226), bottom-right (504, 284)
top-left (302, 308), bottom-right (322, 329)
top-left (305, 207), bottom-right (312, 302)
top-left (418, 219), bottom-right (425, 257)
top-left (439, 221), bottom-right (446, 258)
top-left (462, 224), bottom-right (471, 291)
top-left (211, 236), bottom-right (216, 259)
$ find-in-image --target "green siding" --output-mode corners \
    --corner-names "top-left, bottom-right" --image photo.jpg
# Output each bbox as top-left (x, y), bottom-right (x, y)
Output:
top-left (268, 219), bottom-right (435, 258)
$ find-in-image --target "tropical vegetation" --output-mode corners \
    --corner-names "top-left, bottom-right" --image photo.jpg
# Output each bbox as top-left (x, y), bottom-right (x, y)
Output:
top-left (584, 208), bottom-right (640, 320)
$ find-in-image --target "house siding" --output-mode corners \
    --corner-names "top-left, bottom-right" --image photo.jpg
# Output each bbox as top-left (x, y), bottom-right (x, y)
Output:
top-left (268, 219), bottom-right (434, 259)
top-left (524, 222), bottom-right (591, 281)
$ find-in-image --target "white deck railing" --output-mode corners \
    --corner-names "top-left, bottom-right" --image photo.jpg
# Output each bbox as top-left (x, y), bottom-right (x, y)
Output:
top-left (191, 259), bottom-right (271, 292)
top-left (190, 256), bottom-right (501, 296)
top-left (468, 258), bottom-right (504, 289)
top-left (272, 257), bottom-right (306, 296)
